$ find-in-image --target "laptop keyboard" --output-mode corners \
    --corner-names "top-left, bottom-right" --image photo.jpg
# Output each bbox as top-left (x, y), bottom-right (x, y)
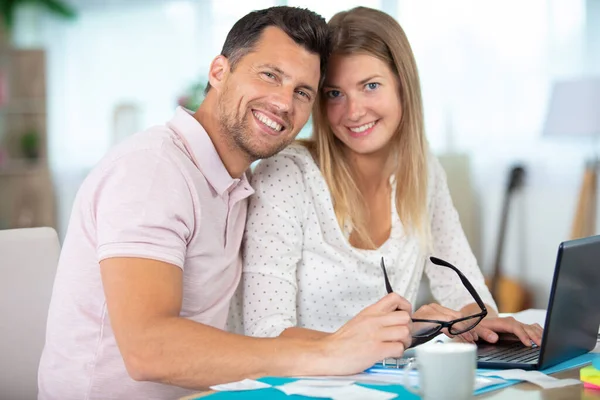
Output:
top-left (478, 342), bottom-right (540, 364)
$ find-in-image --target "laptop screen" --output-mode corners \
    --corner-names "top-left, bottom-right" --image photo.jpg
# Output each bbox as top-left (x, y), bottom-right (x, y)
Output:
top-left (538, 235), bottom-right (600, 369)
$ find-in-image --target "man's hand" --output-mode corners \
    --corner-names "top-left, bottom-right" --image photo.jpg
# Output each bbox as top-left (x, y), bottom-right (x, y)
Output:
top-left (319, 293), bottom-right (413, 375)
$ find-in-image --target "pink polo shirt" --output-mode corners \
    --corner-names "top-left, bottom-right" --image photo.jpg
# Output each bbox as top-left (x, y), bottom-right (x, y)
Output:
top-left (38, 107), bottom-right (254, 400)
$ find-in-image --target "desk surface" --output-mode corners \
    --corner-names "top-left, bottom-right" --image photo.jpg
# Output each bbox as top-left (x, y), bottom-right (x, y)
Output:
top-left (181, 310), bottom-right (599, 400)
top-left (479, 366), bottom-right (600, 399)
top-left (182, 365), bottom-right (600, 400)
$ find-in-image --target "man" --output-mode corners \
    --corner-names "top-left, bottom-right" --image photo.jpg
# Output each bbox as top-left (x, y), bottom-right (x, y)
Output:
top-left (38, 7), bottom-right (412, 400)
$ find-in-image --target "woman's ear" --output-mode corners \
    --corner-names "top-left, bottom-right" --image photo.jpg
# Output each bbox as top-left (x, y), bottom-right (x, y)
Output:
top-left (207, 55), bottom-right (230, 91)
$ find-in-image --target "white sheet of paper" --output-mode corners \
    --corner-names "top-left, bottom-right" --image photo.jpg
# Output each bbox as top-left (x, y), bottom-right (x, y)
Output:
top-left (209, 378), bottom-right (271, 391)
top-left (299, 373), bottom-right (415, 386)
top-left (297, 372), bottom-right (505, 392)
top-left (510, 309), bottom-right (600, 347)
top-left (510, 309), bottom-right (547, 326)
top-left (275, 382), bottom-right (398, 400)
top-left (479, 369), bottom-right (581, 389)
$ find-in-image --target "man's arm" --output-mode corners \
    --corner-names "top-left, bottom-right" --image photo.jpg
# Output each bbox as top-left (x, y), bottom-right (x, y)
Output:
top-left (280, 327), bottom-right (328, 340)
top-left (101, 257), bottom-right (412, 389)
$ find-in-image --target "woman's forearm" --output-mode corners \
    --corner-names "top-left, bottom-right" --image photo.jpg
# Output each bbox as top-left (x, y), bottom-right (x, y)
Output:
top-left (460, 302), bottom-right (498, 318)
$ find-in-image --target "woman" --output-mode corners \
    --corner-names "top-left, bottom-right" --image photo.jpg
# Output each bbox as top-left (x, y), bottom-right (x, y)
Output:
top-left (235, 6), bottom-right (542, 347)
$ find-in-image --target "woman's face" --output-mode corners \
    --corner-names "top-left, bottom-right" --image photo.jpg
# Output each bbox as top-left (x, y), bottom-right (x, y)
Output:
top-left (323, 53), bottom-right (403, 157)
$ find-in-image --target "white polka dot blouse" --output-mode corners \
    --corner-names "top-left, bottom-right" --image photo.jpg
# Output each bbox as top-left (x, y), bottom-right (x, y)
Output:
top-left (228, 143), bottom-right (497, 337)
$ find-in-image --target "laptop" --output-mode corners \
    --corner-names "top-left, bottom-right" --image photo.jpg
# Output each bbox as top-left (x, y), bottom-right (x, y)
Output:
top-left (476, 235), bottom-right (600, 370)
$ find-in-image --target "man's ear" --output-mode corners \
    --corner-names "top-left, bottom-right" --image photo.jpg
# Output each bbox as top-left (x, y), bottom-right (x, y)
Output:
top-left (208, 55), bottom-right (230, 91)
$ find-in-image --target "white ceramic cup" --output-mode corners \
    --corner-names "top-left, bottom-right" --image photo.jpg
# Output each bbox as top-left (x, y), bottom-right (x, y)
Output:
top-left (403, 342), bottom-right (477, 400)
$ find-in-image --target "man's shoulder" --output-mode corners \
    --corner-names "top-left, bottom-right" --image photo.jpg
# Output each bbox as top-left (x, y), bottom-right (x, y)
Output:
top-left (87, 125), bottom-right (193, 181)
top-left (79, 125), bottom-right (195, 198)
top-left (106, 124), bottom-right (181, 162)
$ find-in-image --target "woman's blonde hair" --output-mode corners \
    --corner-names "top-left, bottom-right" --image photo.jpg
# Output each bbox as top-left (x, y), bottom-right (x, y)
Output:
top-left (302, 6), bottom-right (429, 249)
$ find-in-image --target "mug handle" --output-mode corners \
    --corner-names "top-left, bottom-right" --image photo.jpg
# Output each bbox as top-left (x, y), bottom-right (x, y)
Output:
top-left (402, 358), bottom-right (420, 395)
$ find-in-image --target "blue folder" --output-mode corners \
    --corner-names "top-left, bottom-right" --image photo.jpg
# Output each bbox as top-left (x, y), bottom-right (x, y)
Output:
top-left (195, 353), bottom-right (595, 399)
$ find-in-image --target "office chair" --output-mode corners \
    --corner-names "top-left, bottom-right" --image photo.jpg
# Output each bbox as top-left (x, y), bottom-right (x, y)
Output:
top-left (0, 227), bottom-right (60, 400)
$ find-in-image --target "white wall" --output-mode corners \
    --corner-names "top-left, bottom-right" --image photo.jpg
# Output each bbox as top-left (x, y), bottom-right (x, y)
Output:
top-left (397, 0), bottom-right (597, 307)
top-left (586, 0), bottom-right (600, 73)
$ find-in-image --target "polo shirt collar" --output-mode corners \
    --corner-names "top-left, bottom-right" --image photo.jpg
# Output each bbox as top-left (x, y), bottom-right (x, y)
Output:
top-left (167, 107), bottom-right (253, 198)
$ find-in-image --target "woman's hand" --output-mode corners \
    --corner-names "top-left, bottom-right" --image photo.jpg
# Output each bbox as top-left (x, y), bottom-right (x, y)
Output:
top-left (412, 303), bottom-right (478, 342)
top-left (413, 304), bottom-right (544, 347)
top-left (464, 316), bottom-right (544, 347)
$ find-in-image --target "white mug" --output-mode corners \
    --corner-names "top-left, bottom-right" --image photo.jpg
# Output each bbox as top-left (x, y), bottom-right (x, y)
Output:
top-left (403, 342), bottom-right (477, 400)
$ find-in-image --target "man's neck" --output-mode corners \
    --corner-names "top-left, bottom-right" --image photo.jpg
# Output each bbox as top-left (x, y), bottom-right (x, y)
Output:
top-left (193, 99), bottom-right (251, 179)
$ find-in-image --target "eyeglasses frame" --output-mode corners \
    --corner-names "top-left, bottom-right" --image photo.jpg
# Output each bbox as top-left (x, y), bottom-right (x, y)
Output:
top-left (380, 256), bottom-right (488, 347)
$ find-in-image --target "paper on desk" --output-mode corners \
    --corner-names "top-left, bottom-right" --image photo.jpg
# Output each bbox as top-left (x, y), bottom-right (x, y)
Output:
top-left (275, 380), bottom-right (398, 400)
top-left (511, 309), bottom-right (600, 338)
top-left (209, 378), bottom-right (271, 391)
top-left (368, 370), bottom-right (505, 391)
top-left (479, 369), bottom-right (581, 389)
top-left (510, 309), bottom-right (547, 326)
top-left (299, 371), bottom-right (505, 391)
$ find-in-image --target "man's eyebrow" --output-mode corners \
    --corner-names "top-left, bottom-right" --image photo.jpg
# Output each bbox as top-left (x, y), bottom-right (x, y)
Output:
top-left (258, 63), bottom-right (288, 78)
top-left (258, 63), bottom-right (316, 96)
top-left (297, 83), bottom-right (316, 96)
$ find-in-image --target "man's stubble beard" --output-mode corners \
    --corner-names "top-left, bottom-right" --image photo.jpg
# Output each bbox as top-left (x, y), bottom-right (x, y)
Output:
top-left (217, 86), bottom-right (296, 161)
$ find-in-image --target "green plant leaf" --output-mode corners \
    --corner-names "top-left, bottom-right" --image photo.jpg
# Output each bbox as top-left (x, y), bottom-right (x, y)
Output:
top-left (1, 0), bottom-right (76, 31)
top-left (35, 0), bottom-right (76, 19)
top-left (1, 0), bottom-right (19, 28)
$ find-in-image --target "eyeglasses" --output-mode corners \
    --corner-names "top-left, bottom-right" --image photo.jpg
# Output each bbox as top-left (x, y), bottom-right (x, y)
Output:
top-left (380, 256), bottom-right (488, 347)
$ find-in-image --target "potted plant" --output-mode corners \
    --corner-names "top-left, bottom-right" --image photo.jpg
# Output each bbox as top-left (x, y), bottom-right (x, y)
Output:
top-left (178, 80), bottom-right (207, 112)
top-left (1, 0), bottom-right (76, 34)
top-left (20, 128), bottom-right (39, 160)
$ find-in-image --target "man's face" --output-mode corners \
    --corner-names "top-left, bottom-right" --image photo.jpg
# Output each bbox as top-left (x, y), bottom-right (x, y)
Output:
top-left (216, 26), bottom-right (321, 160)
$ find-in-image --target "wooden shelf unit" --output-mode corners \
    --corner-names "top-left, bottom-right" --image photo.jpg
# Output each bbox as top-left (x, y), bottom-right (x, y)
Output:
top-left (0, 39), bottom-right (56, 230)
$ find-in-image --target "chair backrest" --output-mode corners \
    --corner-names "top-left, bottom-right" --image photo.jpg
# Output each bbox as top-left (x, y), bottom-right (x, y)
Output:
top-left (0, 227), bottom-right (60, 400)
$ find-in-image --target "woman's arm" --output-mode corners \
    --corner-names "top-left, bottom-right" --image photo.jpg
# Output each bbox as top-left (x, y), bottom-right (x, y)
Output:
top-left (241, 152), bottom-right (310, 337)
top-left (425, 156), bottom-right (497, 312)
top-left (426, 156), bottom-right (542, 346)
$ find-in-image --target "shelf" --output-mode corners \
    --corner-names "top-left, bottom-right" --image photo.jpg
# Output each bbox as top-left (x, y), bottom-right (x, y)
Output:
top-left (0, 47), bottom-right (55, 230)
top-left (0, 158), bottom-right (46, 176)
top-left (0, 98), bottom-right (46, 115)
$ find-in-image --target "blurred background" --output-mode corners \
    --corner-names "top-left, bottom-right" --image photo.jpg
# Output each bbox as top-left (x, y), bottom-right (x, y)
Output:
top-left (0, 0), bottom-right (599, 310)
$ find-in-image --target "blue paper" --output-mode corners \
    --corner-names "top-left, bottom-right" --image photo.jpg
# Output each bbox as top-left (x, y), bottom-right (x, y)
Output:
top-left (593, 355), bottom-right (600, 370)
top-left (194, 353), bottom-right (597, 399)
top-left (197, 377), bottom-right (420, 399)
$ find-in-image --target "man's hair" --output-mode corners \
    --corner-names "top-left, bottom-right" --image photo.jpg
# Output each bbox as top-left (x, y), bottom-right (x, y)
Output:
top-left (205, 6), bottom-right (329, 93)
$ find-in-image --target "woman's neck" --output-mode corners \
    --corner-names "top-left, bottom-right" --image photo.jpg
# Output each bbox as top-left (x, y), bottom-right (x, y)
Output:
top-left (346, 148), bottom-right (394, 195)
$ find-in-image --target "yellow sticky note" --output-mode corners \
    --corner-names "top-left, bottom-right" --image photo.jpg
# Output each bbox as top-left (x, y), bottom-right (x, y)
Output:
top-left (580, 366), bottom-right (600, 385)
top-left (582, 376), bottom-right (600, 386)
